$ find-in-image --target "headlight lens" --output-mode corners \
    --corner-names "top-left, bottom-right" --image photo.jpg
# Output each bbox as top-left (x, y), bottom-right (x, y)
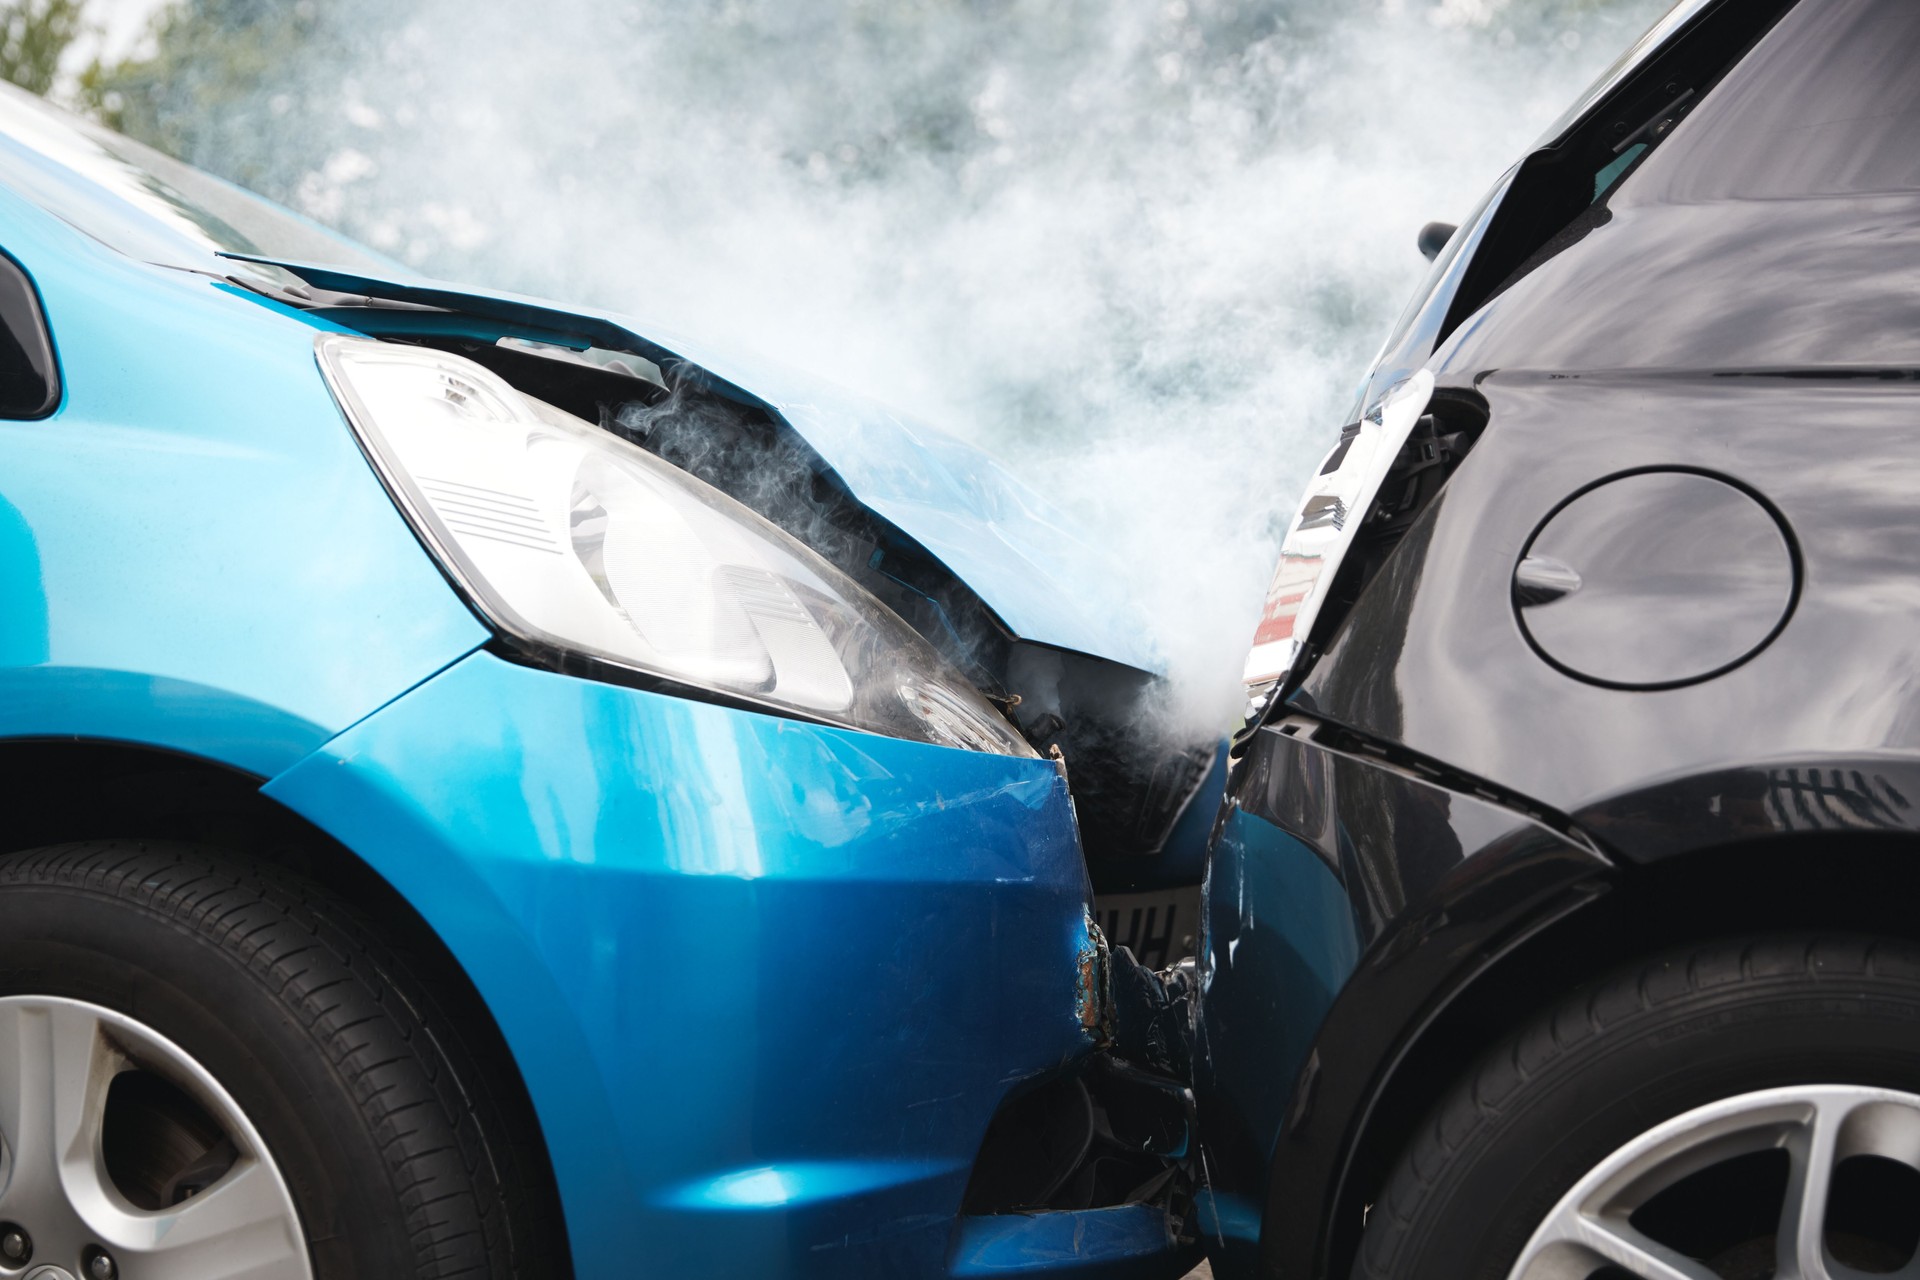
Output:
top-left (1241, 369), bottom-right (1435, 711)
top-left (318, 335), bottom-right (1034, 756)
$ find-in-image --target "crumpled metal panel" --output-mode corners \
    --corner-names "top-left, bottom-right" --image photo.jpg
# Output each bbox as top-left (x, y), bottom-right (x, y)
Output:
top-left (223, 252), bottom-right (1156, 673)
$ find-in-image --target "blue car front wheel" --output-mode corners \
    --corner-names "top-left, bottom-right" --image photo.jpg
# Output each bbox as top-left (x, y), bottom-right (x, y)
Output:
top-left (0, 842), bottom-right (566, 1280)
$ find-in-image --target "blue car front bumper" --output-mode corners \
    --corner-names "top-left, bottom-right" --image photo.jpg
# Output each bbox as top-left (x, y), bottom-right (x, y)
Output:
top-left (262, 649), bottom-right (1180, 1277)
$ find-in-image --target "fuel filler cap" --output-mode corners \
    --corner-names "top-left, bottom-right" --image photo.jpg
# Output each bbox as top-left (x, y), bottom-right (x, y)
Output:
top-left (1514, 469), bottom-right (1796, 689)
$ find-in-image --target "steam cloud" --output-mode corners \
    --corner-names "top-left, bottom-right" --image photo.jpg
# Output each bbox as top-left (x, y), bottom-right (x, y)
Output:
top-left (155, 0), bottom-right (1666, 733)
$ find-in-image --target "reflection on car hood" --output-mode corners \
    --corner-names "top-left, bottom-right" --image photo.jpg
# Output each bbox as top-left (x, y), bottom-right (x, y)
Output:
top-left (231, 255), bottom-right (1155, 673)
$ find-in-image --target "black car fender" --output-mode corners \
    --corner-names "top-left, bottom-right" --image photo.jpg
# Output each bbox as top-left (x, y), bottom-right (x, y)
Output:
top-left (1243, 739), bottom-right (1920, 1280)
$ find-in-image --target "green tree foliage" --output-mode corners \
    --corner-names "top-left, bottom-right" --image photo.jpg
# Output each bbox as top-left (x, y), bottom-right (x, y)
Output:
top-left (0, 0), bottom-right (82, 96)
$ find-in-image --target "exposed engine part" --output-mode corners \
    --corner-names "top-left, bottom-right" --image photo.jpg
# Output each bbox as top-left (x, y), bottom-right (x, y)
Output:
top-left (963, 923), bottom-right (1197, 1223)
top-left (1007, 648), bottom-right (1217, 868)
top-left (497, 335), bottom-right (668, 391)
top-left (1107, 950), bottom-right (1197, 1081)
top-left (1085, 1055), bottom-right (1194, 1159)
top-left (605, 368), bottom-right (1020, 695)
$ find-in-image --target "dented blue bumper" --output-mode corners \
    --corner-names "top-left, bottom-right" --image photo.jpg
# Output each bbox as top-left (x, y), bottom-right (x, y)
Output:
top-left (261, 650), bottom-right (1176, 1277)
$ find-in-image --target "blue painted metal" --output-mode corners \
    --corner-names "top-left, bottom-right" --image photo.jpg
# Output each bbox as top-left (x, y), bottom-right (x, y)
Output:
top-left (1199, 807), bottom-right (1363, 1156)
top-left (949, 1205), bottom-right (1199, 1278)
top-left (1190, 1191), bottom-right (1263, 1277)
top-left (1153, 741), bottom-right (1230, 891)
top-left (1191, 805), bottom-right (1361, 1270)
top-left (263, 649), bottom-right (1112, 1277)
top-left (0, 182), bottom-right (486, 775)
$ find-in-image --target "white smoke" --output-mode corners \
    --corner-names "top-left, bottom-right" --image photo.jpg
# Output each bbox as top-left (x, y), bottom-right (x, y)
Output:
top-left (190, 0), bottom-right (1670, 734)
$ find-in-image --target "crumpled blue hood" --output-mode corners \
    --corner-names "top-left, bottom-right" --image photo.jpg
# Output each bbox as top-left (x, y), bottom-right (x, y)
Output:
top-left (231, 256), bottom-right (1156, 673)
top-left (649, 335), bottom-right (1154, 672)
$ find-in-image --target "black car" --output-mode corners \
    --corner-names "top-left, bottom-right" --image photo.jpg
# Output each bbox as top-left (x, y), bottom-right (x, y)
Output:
top-left (1189, 0), bottom-right (1920, 1276)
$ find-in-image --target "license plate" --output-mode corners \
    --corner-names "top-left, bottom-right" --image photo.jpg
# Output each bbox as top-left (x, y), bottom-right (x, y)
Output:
top-left (1095, 887), bottom-right (1201, 968)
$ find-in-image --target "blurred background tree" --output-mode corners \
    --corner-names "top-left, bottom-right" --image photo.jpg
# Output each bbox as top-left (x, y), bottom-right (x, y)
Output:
top-left (76, 0), bottom-right (329, 192)
top-left (0, 0), bottom-right (82, 96)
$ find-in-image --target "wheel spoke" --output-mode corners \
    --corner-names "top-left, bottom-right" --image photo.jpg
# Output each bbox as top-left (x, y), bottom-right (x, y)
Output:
top-left (1512, 1088), bottom-right (1920, 1280)
top-left (1778, 1096), bottom-right (1844, 1280)
top-left (0, 999), bottom-right (115, 1211)
top-left (1554, 1210), bottom-right (1723, 1280)
top-left (118, 1160), bottom-right (311, 1280)
top-left (0, 998), bottom-right (311, 1278)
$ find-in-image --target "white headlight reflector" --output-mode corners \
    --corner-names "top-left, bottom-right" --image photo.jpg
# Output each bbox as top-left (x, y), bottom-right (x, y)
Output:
top-left (318, 335), bottom-right (1032, 756)
top-left (1242, 370), bottom-right (1436, 700)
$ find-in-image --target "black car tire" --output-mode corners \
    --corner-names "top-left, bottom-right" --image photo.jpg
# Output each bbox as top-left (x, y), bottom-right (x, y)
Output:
top-left (0, 840), bottom-right (565, 1279)
top-left (1353, 934), bottom-right (1920, 1280)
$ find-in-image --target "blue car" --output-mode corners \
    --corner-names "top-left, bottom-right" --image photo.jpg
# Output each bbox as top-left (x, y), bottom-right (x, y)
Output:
top-left (0, 84), bottom-right (1221, 1278)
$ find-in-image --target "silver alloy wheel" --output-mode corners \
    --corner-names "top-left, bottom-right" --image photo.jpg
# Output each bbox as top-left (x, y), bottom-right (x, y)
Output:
top-left (1507, 1084), bottom-right (1920, 1280)
top-left (0, 996), bottom-right (311, 1279)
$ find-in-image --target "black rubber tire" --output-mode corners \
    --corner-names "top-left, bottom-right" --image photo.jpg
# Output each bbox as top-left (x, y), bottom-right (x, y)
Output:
top-left (1353, 934), bottom-right (1920, 1280)
top-left (0, 840), bottom-right (567, 1279)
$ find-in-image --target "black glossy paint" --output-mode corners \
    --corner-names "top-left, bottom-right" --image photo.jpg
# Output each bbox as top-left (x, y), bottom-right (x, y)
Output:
top-left (0, 252), bottom-right (57, 419)
top-left (1515, 469), bottom-right (1797, 689)
top-left (1196, 1), bottom-right (1920, 1276)
top-left (1440, 0), bottom-right (1920, 376)
top-left (1297, 369), bottom-right (1920, 821)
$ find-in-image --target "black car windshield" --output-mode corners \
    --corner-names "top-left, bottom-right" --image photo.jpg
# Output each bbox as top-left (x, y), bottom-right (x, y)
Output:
top-left (1533, 0), bottom-right (1718, 147)
top-left (0, 81), bottom-right (394, 275)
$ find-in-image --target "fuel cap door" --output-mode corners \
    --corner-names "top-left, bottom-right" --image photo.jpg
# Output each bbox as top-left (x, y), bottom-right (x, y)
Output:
top-left (1514, 469), bottom-right (1797, 689)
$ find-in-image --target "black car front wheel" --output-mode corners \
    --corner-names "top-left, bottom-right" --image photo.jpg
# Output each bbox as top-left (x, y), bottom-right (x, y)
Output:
top-left (1355, 935), bottom-right (1920, 1280)
top-left (0, 841), bottom-right (564, 1279)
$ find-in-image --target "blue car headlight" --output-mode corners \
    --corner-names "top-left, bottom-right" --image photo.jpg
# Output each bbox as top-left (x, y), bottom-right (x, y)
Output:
top-left (317, 335), bottom-right (1034, 756)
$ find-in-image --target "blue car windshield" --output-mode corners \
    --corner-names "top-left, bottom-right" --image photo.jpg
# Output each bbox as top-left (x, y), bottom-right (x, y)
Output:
top-left (0, 81), bottom-right (392, 274)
